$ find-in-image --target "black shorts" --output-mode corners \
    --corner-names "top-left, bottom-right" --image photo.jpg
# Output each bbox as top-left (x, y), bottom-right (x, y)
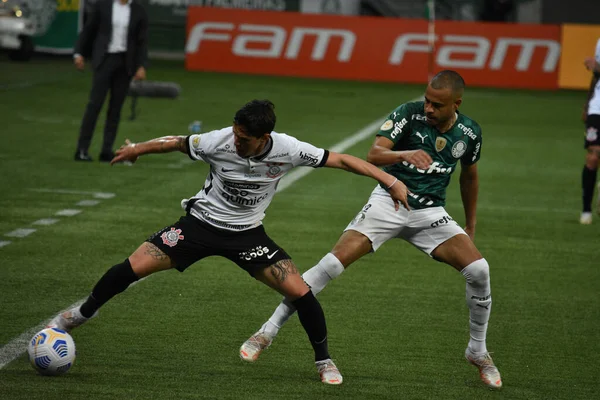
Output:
top-left (585, 114), bottom-right (600, 148)
top-left (146, 214), bottom-right (291, 276)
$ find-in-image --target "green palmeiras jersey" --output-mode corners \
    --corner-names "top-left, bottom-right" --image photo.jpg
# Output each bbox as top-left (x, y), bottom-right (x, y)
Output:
top-left (378, 101), bottom-right (482, 210)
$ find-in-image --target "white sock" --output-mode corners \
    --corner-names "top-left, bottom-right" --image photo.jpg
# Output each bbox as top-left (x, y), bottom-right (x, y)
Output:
top-left (260, 253), bottom-right (345, 337)
top-left (461, 258), bottom-right (491, 354)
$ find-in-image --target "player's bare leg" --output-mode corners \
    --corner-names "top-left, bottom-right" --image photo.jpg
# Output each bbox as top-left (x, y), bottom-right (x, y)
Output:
top-left (240, 230), bottom-right (372, 363)
top-left (252, 259), bottom-right (342, 385)
top-left (47, 243), bottom-right (174, 332)
top-left (432, 234), bottom-right (502, 389)
top-left (581, 145), bottom-right (599, 224)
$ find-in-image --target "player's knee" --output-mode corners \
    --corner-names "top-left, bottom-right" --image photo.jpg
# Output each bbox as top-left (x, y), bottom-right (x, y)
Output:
top-left (586, 148), bottom-right (600, 169)
top-left (462, 258), bottom-right (489, 286)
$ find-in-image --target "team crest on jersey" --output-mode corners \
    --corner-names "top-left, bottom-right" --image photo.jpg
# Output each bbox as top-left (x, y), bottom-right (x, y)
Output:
top-left (380, 119), bottom-right (394, 131)
top-left (435, 137), bottom-right (447, 152)
top-left (161, 227), bottom-right (184, 247)
top-left (266, 162), bottom-right (284, 178)
top-left (451, 140), bottom-right (467, 158)
top-left (586, 127), bottom-right (598, 142)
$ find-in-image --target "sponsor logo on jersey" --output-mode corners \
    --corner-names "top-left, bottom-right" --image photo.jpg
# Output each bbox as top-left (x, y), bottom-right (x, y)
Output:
top-left (430, 215), bottom-right (455, 228)
top-left (451, 141), bottom-right (467, 158)
top-left (412, 114), bottom-right (427, 121)
top-left (244, 173), bottom-right (261, 178)
top-left (402, 160), bottom-right (453, 174)
top-left (435, 137), bottom-right (447, 152)
top-left (391, 118), bottom-right (408, 139)
top-left (299, 151), bottom-right (319, 165)
top-left (458, 123), bottom-right (477, 140)
top-left (161, 227), bottom-right (184, 247)
top-left (266, 162), bottom-right (284, 178)
top-left (216, 146), bottom-right (236, 154)
top-left (221, 191), bottom-right (269, 206)
top-left (266, 152), bottom-right (289, 160)
top-left (586, 126), bottom-right (598, 142)
top-left (380, 119), bottom-right (394, 131)
top-left (224, 181), bottom-right (260, 190)
top-left (472, 142), bottom-right (481, 162)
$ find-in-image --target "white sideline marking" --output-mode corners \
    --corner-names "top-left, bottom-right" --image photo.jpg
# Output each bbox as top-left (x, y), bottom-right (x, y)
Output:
top-left (55, 209), bottom-right (82, 217)
top-left (29, 189), bottom-right (116, 199)
top-left (76, 200), bottom-right (100, 207)
top-left (0, 240), bottom-right (11, 248)
top-left (0, 97), bottom-right (417, 369)
top-left (5, 229), bottom-right (36, 238)
top-left (32, 218), bottom-right (60, 226)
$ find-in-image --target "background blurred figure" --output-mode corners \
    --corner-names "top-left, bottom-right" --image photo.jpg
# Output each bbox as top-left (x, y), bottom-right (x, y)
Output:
top-left (580, 38), bottom-right (600, 224)
top-left (480, 0), bottom-right (514, 22)
top-left (74, 0), bottom-right (148, 162)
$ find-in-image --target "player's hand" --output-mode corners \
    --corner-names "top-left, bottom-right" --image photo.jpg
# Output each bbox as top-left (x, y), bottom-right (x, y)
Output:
top-left (111, 139), bottom-right (139, 165)
top-left (388, 179), bottom-right (410, 211)
top-left (134, 66), bottom-right (146, 81)
top-left (402, 150), bottom-right (432, 170)
top-left (464, 225), bottom-right (476, 241)
top-left (584, 57), bottom-right (597, 71)
top-left (74, 55), bottom-right (85, 71)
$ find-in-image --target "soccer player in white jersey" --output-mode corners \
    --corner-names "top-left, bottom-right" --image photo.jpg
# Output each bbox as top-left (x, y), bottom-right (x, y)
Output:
top-left (240, 71), bottom-right (503, 389)
top-left (47, 99), bottom-right (410, 385)
top-left (580, 38), bottom-right (600, 224)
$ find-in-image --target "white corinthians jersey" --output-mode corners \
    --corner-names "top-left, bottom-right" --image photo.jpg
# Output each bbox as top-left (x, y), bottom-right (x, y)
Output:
top-left (589, 38), bottom-right (600, 115)
top-left (184, 127), bottom-right (329, 231)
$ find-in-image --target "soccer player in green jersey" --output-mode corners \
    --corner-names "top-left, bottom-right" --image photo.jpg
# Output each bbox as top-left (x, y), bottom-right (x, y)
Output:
top-left (239, 70), bottom-right (502, 389)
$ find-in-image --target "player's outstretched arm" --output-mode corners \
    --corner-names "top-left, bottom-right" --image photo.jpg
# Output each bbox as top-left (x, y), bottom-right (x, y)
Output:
top-left (324, 151), bottom-right (410, 210)
top-left (460, 163), bottom-right (479, 240)
top-left (367, 136), bottom-right (432, 169)
top-left (110, 136), bottom-right (188, 165)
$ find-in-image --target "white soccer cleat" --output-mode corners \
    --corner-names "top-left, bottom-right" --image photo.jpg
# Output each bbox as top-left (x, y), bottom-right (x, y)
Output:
top-left (580, 212), bottom-right (593, 225)
top-left (46, 307), bottom-right (95, 333)
top-left (465, 348), bottom-right (502, 389)
top-left (239, 331), bottom-right (273, 362)
top-left (316, 358), bottom-right (343, 385)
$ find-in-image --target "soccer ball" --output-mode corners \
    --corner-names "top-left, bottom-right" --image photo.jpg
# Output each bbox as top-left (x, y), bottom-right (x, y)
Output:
top-left (27, 328), bottom-right (76, 376)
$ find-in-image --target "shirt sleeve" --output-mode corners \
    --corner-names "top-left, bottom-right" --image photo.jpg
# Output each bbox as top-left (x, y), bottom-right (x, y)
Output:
top-left (377, 103), bottom-right (413, 144)
top-left (186, 132), bottom-right (213, 162)
top-left (461, 127), bottom-right (482, 166)
top-left (289, 137), bottom-right (329, 168)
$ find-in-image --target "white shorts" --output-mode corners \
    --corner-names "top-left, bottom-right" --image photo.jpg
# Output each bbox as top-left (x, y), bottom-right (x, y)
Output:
top-left (344, 186), bottom-right (467, 255)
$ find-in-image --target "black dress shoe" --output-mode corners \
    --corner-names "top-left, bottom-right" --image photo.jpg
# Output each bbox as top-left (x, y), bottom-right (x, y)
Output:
top-left (99, 152), bottom-right (115, 162)
top-left (74, 150), bottom-right (93, 161)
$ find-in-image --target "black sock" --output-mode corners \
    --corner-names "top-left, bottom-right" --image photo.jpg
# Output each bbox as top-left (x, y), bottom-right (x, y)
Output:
top-left (291, 291), bottom-right (330, 362)
top-left (582, 166), bottom-right (597, 212)
top-left (80, 259), bottom-right (139, 318)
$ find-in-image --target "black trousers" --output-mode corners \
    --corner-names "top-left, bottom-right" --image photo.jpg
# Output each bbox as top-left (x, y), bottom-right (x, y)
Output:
top-left (77, 53), bottom-right (132, 155)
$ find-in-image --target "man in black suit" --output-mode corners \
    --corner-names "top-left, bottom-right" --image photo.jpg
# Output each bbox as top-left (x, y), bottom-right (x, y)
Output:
top-left (74, 0), bottom-right (148, 162)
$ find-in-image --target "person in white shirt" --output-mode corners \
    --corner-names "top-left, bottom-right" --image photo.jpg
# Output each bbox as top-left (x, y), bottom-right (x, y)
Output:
top-left (580, 38), bottom-right (600, 224)
top-left (74, 0), bottom-right (148, 162)
top-left (48, 99), bottom-right (410, 385)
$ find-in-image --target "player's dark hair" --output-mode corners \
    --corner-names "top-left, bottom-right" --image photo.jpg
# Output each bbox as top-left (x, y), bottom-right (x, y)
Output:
top-left (431, 70), bottom-right (465, 96)
top-left (234, 99), bottom-right (276, 138)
